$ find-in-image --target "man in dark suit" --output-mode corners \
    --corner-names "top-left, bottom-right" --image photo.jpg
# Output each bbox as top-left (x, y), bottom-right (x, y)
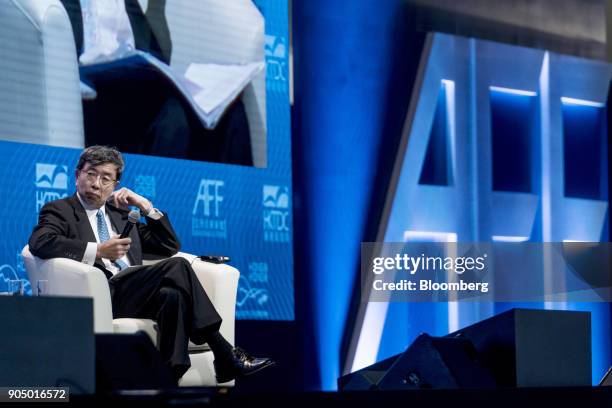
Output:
top-left (59, 0), bottom-right (253, 165)
top-left (28, 146), bottom-right (272, 383)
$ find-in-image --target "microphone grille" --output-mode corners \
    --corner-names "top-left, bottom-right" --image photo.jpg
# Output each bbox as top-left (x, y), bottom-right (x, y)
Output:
top-left (128, 209), bottom-right (141, 223)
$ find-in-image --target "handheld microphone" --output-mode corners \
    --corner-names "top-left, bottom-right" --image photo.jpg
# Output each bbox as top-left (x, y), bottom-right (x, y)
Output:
top-left (120, 209), bottom-right (141, 238)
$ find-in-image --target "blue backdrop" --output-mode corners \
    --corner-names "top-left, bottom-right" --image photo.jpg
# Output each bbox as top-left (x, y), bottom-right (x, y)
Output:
top-left (0, 0), bottom-right (294, 322)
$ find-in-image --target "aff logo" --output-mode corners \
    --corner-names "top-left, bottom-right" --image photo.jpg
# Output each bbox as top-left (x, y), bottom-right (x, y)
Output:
top-left (265, 35), bottom-right (287, 82)
top-left (263, 185), bottom-right (290, 242)
top-left (35, 163), bottom-right (68, 212)
top-left (192, 179), bottom-right (227, 238)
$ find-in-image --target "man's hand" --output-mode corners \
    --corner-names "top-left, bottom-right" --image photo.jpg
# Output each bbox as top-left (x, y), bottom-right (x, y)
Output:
top-left (97, 236), bottom-right (132, 260)
top-left (108, 187), bottom-right (152, 213)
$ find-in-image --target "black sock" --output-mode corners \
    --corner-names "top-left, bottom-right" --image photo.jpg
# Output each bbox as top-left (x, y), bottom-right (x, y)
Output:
top-left (207, 331), bottom-right (234, 364)
top-left (172, 364), bottom-right (190, 384)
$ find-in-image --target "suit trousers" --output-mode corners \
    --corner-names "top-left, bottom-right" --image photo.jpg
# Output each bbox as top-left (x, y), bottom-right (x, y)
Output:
top-left (108, 257), bottom-right (222, 375)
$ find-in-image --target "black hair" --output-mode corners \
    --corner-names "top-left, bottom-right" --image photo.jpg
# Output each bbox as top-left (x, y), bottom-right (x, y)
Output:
top-left (76, 145), bottom-right (124, 181)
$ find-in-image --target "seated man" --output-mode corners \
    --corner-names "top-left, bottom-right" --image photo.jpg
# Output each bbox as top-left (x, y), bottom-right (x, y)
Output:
top-left (60, 0), bottom-right (254, 165)
top-left (28, 146), bottom-right (272, 383)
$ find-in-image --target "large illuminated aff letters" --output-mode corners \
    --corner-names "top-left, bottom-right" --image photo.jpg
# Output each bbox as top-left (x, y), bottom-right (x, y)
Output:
top-left (346, 33), bottom-right (612, 374)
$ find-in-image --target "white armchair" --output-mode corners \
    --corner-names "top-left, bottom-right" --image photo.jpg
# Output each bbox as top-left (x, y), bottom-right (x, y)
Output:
top-left (1, 0), bottom-right (267, 167)
top-left (21, 245), bottom-right (240, 387)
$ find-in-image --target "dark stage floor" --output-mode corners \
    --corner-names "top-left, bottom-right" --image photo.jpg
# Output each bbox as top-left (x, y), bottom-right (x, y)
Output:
top-left (66, 386), bottom-right (612, 407)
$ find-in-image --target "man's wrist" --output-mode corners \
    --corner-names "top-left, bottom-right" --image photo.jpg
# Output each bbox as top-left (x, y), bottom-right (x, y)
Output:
top-left (141, 200), bottom-right (153, 216)
top-left (146, 206), bottom-right (163, 220)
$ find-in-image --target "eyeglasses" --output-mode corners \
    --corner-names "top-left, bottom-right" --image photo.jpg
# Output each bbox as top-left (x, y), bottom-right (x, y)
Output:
top-left (80, 170), bottom-right (117, 187)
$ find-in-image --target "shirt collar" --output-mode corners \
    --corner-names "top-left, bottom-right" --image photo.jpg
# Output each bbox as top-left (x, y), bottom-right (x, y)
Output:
top-left (76, 192), bottom-right (106, 216)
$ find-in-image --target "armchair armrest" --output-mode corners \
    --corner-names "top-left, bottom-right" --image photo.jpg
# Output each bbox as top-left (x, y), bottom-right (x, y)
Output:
top-left (21, 246), bottom-right (113, 333)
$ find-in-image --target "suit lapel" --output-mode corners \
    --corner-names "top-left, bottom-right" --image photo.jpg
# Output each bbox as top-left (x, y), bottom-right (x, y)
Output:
top-left (68, 194), bottom-right (97, 244)
top-left (68, 194), bottom-right (114, 276)
top-left (60, 0), bottom-right (84, 56)
top-left (69, 194), bottom-right (139, 269)
top-left (61, 0), bottom-right (152, 58)
top-left (124, 0), bottom-right (169, 63)
top-left (106, 203), bottom-right (128, 237)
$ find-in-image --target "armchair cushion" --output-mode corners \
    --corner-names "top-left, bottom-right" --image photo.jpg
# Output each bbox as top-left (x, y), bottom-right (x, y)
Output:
top-left (113, 318), bottom-right (158, 346)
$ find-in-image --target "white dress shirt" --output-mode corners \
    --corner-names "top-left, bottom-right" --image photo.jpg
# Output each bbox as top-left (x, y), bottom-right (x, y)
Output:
top-left (79, 0), bottom-right (136, 65)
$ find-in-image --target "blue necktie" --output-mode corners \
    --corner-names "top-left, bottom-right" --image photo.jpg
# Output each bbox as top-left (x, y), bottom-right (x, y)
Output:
top-left (97, 210), bottom-right (128, 270)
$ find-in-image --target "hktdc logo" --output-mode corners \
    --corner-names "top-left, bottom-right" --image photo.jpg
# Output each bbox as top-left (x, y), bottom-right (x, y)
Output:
top-left (263, 185), bottom-right (290, 242)
top-left (265, 35), bottom-right (287, 83)
top-left (35, 163), bottom-right (68, 212)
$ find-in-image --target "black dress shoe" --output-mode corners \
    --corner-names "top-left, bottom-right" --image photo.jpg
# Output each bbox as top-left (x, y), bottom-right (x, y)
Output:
top-left (214, 347), bottom-right (275, 383)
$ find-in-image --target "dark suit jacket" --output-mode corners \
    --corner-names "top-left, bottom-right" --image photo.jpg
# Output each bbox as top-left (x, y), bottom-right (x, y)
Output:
top-left (29, 194), bottom-right (180, 279)
top-left (60, 0), bottom-right (172, 64)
